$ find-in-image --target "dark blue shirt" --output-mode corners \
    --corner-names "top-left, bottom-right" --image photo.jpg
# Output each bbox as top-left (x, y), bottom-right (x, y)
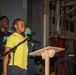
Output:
top-left (28, 38), bottom-right (35, 58)
top-left (0, 30), bottom-right (11, 55)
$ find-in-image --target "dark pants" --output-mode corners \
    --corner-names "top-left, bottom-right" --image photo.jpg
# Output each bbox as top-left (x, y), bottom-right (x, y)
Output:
top-left (8, 65), bottom-right (27, 75)
top-left (0, 60), bottom-right (3, 75)
top-left (28, 58), bottom-right (35, 75)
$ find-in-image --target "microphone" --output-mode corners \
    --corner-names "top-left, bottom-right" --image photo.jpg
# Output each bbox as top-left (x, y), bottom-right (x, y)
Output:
top-left (32, 32), bottom-right (39, 36)
top-left (33, 40), bottom-right (40, 43)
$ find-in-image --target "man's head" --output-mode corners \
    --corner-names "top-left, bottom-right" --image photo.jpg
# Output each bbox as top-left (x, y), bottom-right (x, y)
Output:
top-left (13, 18), bottom-right (25, 34)
top-left (0, 16), bottom-right (9, 29)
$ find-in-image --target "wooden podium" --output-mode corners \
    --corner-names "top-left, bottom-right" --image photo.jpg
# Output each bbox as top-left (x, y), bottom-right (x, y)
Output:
top-left (29, 46), bottom-right (65, 75)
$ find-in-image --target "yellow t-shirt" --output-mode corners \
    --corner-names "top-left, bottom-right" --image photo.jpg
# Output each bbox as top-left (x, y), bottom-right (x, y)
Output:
top-left (6, 32), bottom-right (28, 70)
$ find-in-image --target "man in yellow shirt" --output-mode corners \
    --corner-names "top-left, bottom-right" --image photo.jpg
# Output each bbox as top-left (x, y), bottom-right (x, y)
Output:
top-left (2, 18), bottom-right (28, 75)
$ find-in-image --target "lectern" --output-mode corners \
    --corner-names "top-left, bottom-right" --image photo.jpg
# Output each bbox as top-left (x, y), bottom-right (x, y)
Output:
top-left (29, 46), bottom-right (65, 75)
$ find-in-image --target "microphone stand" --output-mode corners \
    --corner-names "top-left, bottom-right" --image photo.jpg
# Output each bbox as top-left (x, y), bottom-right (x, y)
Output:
top-left (0, 37), bottom-right (28, 75)
top-left (0, 37), bottom-right (28, 58)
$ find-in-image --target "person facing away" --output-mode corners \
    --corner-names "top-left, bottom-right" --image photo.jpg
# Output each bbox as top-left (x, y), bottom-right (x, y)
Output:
top-left (2, 18), bottom-right (28, 75)
top-left (25, 27), bottom-right (35, 53)
top-left (0, 16), bottom-right (11, 75)
top-left (25, 27), bottom-right (35, 75)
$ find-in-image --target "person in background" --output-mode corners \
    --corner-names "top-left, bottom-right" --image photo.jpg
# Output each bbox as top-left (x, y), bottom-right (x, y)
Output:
top-left (0, 16), bottom-right (11, 75)
top-left (25, 27), bottom-right (35, 75)
top-left (2, 18), bottom-right (28, 75)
